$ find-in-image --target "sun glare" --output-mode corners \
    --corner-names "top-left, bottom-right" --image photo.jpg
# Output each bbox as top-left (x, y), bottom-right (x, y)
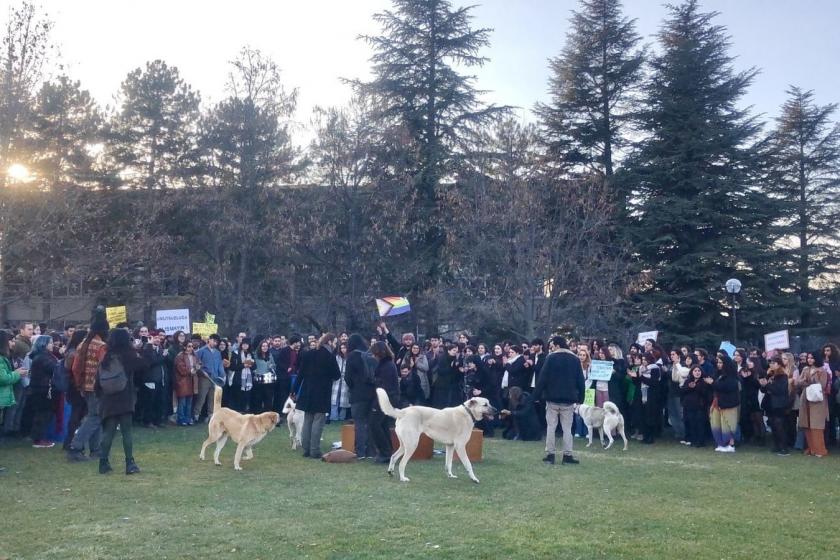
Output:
top-left (7, 163), bottom-right (31, 182)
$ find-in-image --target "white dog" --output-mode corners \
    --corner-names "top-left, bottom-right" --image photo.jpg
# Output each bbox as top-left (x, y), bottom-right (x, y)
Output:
top-left (375, 388), bottom-right (497, 484)
top-left (576, 401), bottom-right (628, 451)
top-left (281, 395), bottom-right (305, 450)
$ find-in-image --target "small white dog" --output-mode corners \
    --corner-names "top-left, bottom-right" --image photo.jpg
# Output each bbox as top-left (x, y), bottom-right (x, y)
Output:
top-left (576, 401), bottom-right (628, 451)
top-left (281, 395), bottom-right (305, 450)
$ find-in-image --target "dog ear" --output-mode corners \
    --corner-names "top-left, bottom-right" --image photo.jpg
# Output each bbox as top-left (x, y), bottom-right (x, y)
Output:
top-left (468, 399), bottom-right (477, 407)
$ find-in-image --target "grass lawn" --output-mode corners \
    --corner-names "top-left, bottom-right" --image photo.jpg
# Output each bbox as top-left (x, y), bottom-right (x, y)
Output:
top-left (3, 423), bottom-right (839, 560)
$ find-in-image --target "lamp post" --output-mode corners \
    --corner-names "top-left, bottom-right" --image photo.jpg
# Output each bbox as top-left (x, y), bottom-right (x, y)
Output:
top-left (725, 278), bottom-right (741, 343)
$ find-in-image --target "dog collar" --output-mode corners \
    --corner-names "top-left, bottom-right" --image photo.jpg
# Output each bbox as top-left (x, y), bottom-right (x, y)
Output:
top-left (462, 404), bottom-right (480, 423)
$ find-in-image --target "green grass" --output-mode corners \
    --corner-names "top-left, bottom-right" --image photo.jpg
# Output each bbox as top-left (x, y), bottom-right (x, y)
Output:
top-left (2, 424), bottom-right (839, 560)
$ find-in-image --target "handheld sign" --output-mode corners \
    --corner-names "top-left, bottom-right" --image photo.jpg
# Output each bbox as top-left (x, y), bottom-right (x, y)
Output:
top-left (376, 296), bottom-right (411, 317)
top-left (156, 309), bottom-right (190, 335)
top-left (636, 330), bottom-right (659, 345)
top-left (719, 341), bottom-right (737, 358)
top-left (764, 330), bottom-right (790, 351)
top-left (589, 360), bottom-right (614, 381)
top-left (204, 312), bottom-right (216, 325)
top-left (192, 322), bottom-right (219, 338)
top-left (106, 305), bottom-right (127, 326)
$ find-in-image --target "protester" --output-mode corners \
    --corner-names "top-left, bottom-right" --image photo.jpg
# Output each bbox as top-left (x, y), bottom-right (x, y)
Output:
top-left (26, 335), bottom-right (58, 448)
top-left (67, 311), bottom-right (109, 462)
top-left (252, 340), bottom-right (277, 414)
top-left (295, 333), bottom-right (341, 459)
top-left (369, 341), bottom-right (399, 464)
top-left (760, 357), bottom-right (791, 456)
top-left (174, 341), bottom-right (200, 425)
top-left (62, 329), bottom-right (88, 452)
top-left (500, 386), bottom-right (541, 441)
top-left (330, 342), bottom-right (350, 421)
top-left (796, 352), bottom-right (829, 457)
top-left (681, 366), bottom-right (710, 448)
top-left (533, 336), bottom-right (585, 465)
top-left (431, 344), bottom-right (463, 408)
top-left (95, 328), bottom-right (144, 475)
top-left (193, 334), bottom-right (225, 422)
top-left (709, 354), bottom-right (740, 453)
top-left (345, 334), bottom-right (376, 459)
top-left (0, 331), bottom-right (28, 471)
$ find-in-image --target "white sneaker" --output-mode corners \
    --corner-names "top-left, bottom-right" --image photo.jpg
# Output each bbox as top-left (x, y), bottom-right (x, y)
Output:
top-left (680, 440), bottom-right (690, 445)
top-left (714, 446), bottom-right (725, 452)
top-left (723, 445), bottom-right (736, 453)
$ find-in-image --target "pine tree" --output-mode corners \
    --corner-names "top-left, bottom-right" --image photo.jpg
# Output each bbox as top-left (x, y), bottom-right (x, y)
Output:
top-left (766, 87), bottom-right (840, 331)
top-left (536, 0), bottom-right (644, 183)
top-left (622, 0), bottom-right (774, 345)
top-left (106, 60), bottom-right (200, 189)
top-left (28, 76), bottom-right (102, 189)
top-left (353, 0), bottom-right (507, 325)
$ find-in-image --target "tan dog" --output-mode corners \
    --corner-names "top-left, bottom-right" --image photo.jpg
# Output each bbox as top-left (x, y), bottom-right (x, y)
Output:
top-left (577, 401), bottom-right (628, 451)
top-left (376, 388), bottom-right (497, 484)
top-left (281, 395), bottom-right (305, 450)
top-left (199, 386), bottom-right (279, 470)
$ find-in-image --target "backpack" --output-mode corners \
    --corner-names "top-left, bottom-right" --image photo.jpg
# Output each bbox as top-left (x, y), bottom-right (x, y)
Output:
top-left (52, 359), bottom-right (70, 393)
top-left (99, 358), bottom-right (128, 395)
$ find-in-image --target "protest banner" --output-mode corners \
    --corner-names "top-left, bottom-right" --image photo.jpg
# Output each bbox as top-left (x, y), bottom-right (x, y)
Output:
top-left (106, 305), bottom-right (127, 326)
top-left (719, 341), bottom-right (737, 358)
top-left (589, 360), bottom-right (614, 381)
top-left (205, 312), bottom-right (216, 325)
top-left (764, 330), bottom-right (790, 351)
top-left (192, 322), bottom-right (219, 338)
top-left (636, 330), bottom-right (659, 345)
top-left (156, 309), bottom-right (190, 335)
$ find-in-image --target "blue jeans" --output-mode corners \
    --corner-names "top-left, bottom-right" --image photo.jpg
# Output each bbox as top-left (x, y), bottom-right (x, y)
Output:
top-left (177, 396), bottom-right (193, 425)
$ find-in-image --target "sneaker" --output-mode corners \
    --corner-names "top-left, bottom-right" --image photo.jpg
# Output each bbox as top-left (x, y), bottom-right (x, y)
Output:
top-left (99, 459), bottom-right (113, 475)
top-left (33, 440), bottom-right (55, 448)
top-left (714, 446), bottom-right (725, 452)
top-left (125, 459), bottom-right (141, 475)
top-left (67, 450), bottom-right (91, 462)
top-left (776, 450), bottom-right (790, 456)
top-left (723, 445), bottom-right (736, 453)
top-left (561, 454), bottom-right (579, 465)
top-left (679, 440), bottom-right (690, 445)
top-left (542, 453), bottom-right (556, 465)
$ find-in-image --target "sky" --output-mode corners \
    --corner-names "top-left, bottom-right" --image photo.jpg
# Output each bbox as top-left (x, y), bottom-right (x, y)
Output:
top-left (34, 0), bottom-right (840, 138)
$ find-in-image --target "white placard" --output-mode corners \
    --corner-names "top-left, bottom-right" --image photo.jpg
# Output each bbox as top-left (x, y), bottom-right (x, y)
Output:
top-left (589, 360), bottom-right (614, 381)
top-left (636, 330), bottom-right (659, 345)
top-left (764, 329), bottom-right (790, 351)
top-left (156, 309), bottom-right (190, 335)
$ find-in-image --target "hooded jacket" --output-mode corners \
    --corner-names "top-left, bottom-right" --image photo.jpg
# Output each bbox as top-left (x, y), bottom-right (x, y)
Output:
top-left (532, 348), bottom-right (586, 405)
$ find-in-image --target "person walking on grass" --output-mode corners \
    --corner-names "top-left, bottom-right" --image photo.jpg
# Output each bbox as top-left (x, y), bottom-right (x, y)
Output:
top-left (296, 333), bottom-right (341, 459)
top-left (95, 329), bottom-right (145, 475)
top-left (67, 310), bottom-right (109, 462)
top-left (533, 336), bottom-right (585, 465)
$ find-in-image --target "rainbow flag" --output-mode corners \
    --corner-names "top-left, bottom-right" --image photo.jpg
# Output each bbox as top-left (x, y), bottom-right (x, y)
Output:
top-left (375, 296), bottom-right (411, 317)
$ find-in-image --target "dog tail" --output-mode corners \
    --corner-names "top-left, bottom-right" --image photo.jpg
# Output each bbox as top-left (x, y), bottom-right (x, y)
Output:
top-left (376, 388), bottom-right (405, 419)
top-left (213, 384), bottom-right (222, 412)
top-left (603, 401), bottom-right (620, 415)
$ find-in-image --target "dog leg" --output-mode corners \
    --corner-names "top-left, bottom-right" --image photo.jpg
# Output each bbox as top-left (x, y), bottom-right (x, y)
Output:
top-left (445, 445), bottom-right (457, 478)
top-left (600, 426), bottom-right (607, 448)
top-left (244, 446), bottom-right (254, 460)
top-left (233, 442), bottom-right (246, 471)
top-left (396, 439), bottom-right (416, 483)
top-left (604, 429), bottom-right (614, 450)
top-left (199, 437), bottom-right (213, 461)
top-left (213, 434), bottom-right (228, 466)
top-left (619, 423), bottom-right (628, 451)
top-left (388, 442), bottom-right (404, 477)
top-left (455, 444), bottom-right (479, 484)
top-left (586, 426), bottom-right (593, 448)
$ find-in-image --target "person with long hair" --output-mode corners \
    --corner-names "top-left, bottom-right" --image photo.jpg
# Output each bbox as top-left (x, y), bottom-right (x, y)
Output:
top-left (634, 352), bottom-right (661, 444)
top-left (26, 335), bottom-right (58, 448)
top-left (369, 341), bottom-right (399, 464)
top-left (760, 357), bottom-right (790, 456)
top-left (739, 357), bottom-right (766, 445)
top-left (252, 340), bottom-right (277, 414)
top-left (823, 343), bottom-right (840, 447)
top-left (796, 352), bottom-right (829, 457)
top-left (574, 347), bottom-right (592, 438)
top-left (1, 331), bottom-right (29, 471)
top-left (344, 334), bottom-right (376, 458)
top-left (227, 338), bottom-right (253, 413)
top-left (62, 329), bottom-right (88, 452)
top-left (296, 333), bottom-right (341, 459)
top-left (431, 344), bottom-right (463, 409)
top-left (781, 351), bottom-right (800, 449)
top-left (667, 349), bottom-right (689, 443)
top-left (174, 341), bottom-right (201, 425)
top-left (95, 328), bottom-right (145, 475)
top-left (681, 366), bottom-right (711, 448)
top-left (708, 354), bottom-right (740, 453)
top-left (330, 342), bottom-right (350, 421)
top-left (67, 309), bottom-right (110, 462)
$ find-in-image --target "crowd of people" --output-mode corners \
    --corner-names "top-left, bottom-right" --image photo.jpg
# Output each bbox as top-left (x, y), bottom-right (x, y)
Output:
top-left (1, 309), bottom-right (838, 475)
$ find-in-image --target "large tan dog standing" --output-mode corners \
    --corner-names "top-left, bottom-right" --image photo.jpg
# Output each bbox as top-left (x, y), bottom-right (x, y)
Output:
top-left (199, 386), bottom-right (279, 470)
top-left (376, 388), bottom-right (497, 484)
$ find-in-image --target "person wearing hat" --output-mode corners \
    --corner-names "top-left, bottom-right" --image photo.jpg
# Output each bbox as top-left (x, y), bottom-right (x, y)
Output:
top-left (67, 308), bottom-right (110, 462)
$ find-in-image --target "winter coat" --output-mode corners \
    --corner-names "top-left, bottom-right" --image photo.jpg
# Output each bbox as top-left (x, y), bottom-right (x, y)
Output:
top-left (739, 371), bottom-right (762, 413)
top-left (141, 344), bottom-right (167, 384)
top-left (532, 349), bottom-right (586, 405)
top-left (12, 335), bottom-right (31, 361)
top-left (72, 336), bottom-right (107, 393)
top-left (505, 355), bottom-right (530, 390)
top-left (0, 356), bottom-right (22, 408)
top-left (373, 357), bottom-right (400, 409)
top-left (712, 372), bottom-right (740, 409)
top-left (797, 366), bottom-right (829, 429)
top-left (431, 356), bottom-right (463, 408)
top-left (401, 353), bottom-right (430, 401)
top-left (345, 350), bottom-right (377, 404)
top-left (760, 373), bottom-right (789, 415)
top-left (680, 376), bottom-right (711, 411)
top-left (331, 355), bottom-right (350, 409)
top-left (509, 391), bottom-right (541, 441)
top-left (174, 352), bottom-right (198, 398)
top-left (95, 353), bottom-right (145, 419)
top-left (296, 346), bottom-right (341, 414)
top-left (608, 358), bottom-right (628, 406)
top-left (28, 351), bottom-right (57, 395)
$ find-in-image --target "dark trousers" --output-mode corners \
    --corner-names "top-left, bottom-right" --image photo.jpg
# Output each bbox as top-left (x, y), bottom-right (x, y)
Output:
top-left (274, 378), bottom-right (292, 414)
top-left (684, 407), bottom-right (707, 446)
top-left (768, 413), bottom-right (787, 452)
top-left (641, 398), bottom-right (660, 442)
top-left (27, 391), bottom-right (53, 441)
top-left (138, 384), bottom-right (165, 425)
top-left (252, 383), bottom-right (275, 413)
top-left (101, 413), bottom-right (134, 462)
top-left (784, 410), bottom-right (798, 447)
top-left (369, 406), bottom-right (393, 459)
top-left (351, 400), bottom-right (372, 457)
top-left (64, 390), bottom-right (87, 451)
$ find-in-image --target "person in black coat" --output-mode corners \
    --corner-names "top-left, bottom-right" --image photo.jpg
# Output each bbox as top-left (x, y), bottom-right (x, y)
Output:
top-left (431, 344), bottom-right (463, 409)
top-left (501, 386), bottom-right (541, 441)
top-left (94, 328), bottom-right (145, 475)
top-left (738, 357), bottom-right (765, 445)
top-left (760, 357), bottom-right (790, 455)
top-left (139, 333), bottom-right (168, 427)
top-left (369, 341), bottom-right (399, 463)
top-left (27, 336), bottom-right (58, 448)
top-left (505, 347), bottom-right (529, 391)
top-left (295, 334), bottom-right (341, 459)
top-left (632, 353), bottom-right (661, 445)
top-left (680, 366), bottom-right (711, 447)
top-left (344, 334), bottom-right (377, 458)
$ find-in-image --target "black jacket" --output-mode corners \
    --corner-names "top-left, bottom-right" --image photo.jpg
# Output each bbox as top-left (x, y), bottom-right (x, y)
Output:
top-left (141, 344), bottom-right (167, 384)
top-left (345, 350), bottom-right (377, 404)
top-left (509, 391), bottom-right (541, 441)
top-left (373, 357), bottom-right (400, 410)
top-left (29, 351), bottom-right (57, 392)
top-left (296, 346), bottom-right (341, 414)
top-left (95, 353), bottom-right (145, 419)
top-left (532, 349), bottom-right (586, 405)
top-left (760, 373), bottom-right (789, 414)
top-left (506, 355), bottom-right (530, 390)
top-left (432, 356), bottom-right (463, 408)
top-left (680, 377), bottom-right (711, 410)
top-left (712, 372), bottom-right (740, 409)
top-left (399, 369), bottom-right (424, 407)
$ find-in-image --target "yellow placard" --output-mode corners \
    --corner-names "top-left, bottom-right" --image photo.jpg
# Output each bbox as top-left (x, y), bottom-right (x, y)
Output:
top-left (106, 306), bottom-right (127, 326)
top-left (204, 312), bottom-right (216, 325)
top-left (192, 322), bottom-right (219, 338)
